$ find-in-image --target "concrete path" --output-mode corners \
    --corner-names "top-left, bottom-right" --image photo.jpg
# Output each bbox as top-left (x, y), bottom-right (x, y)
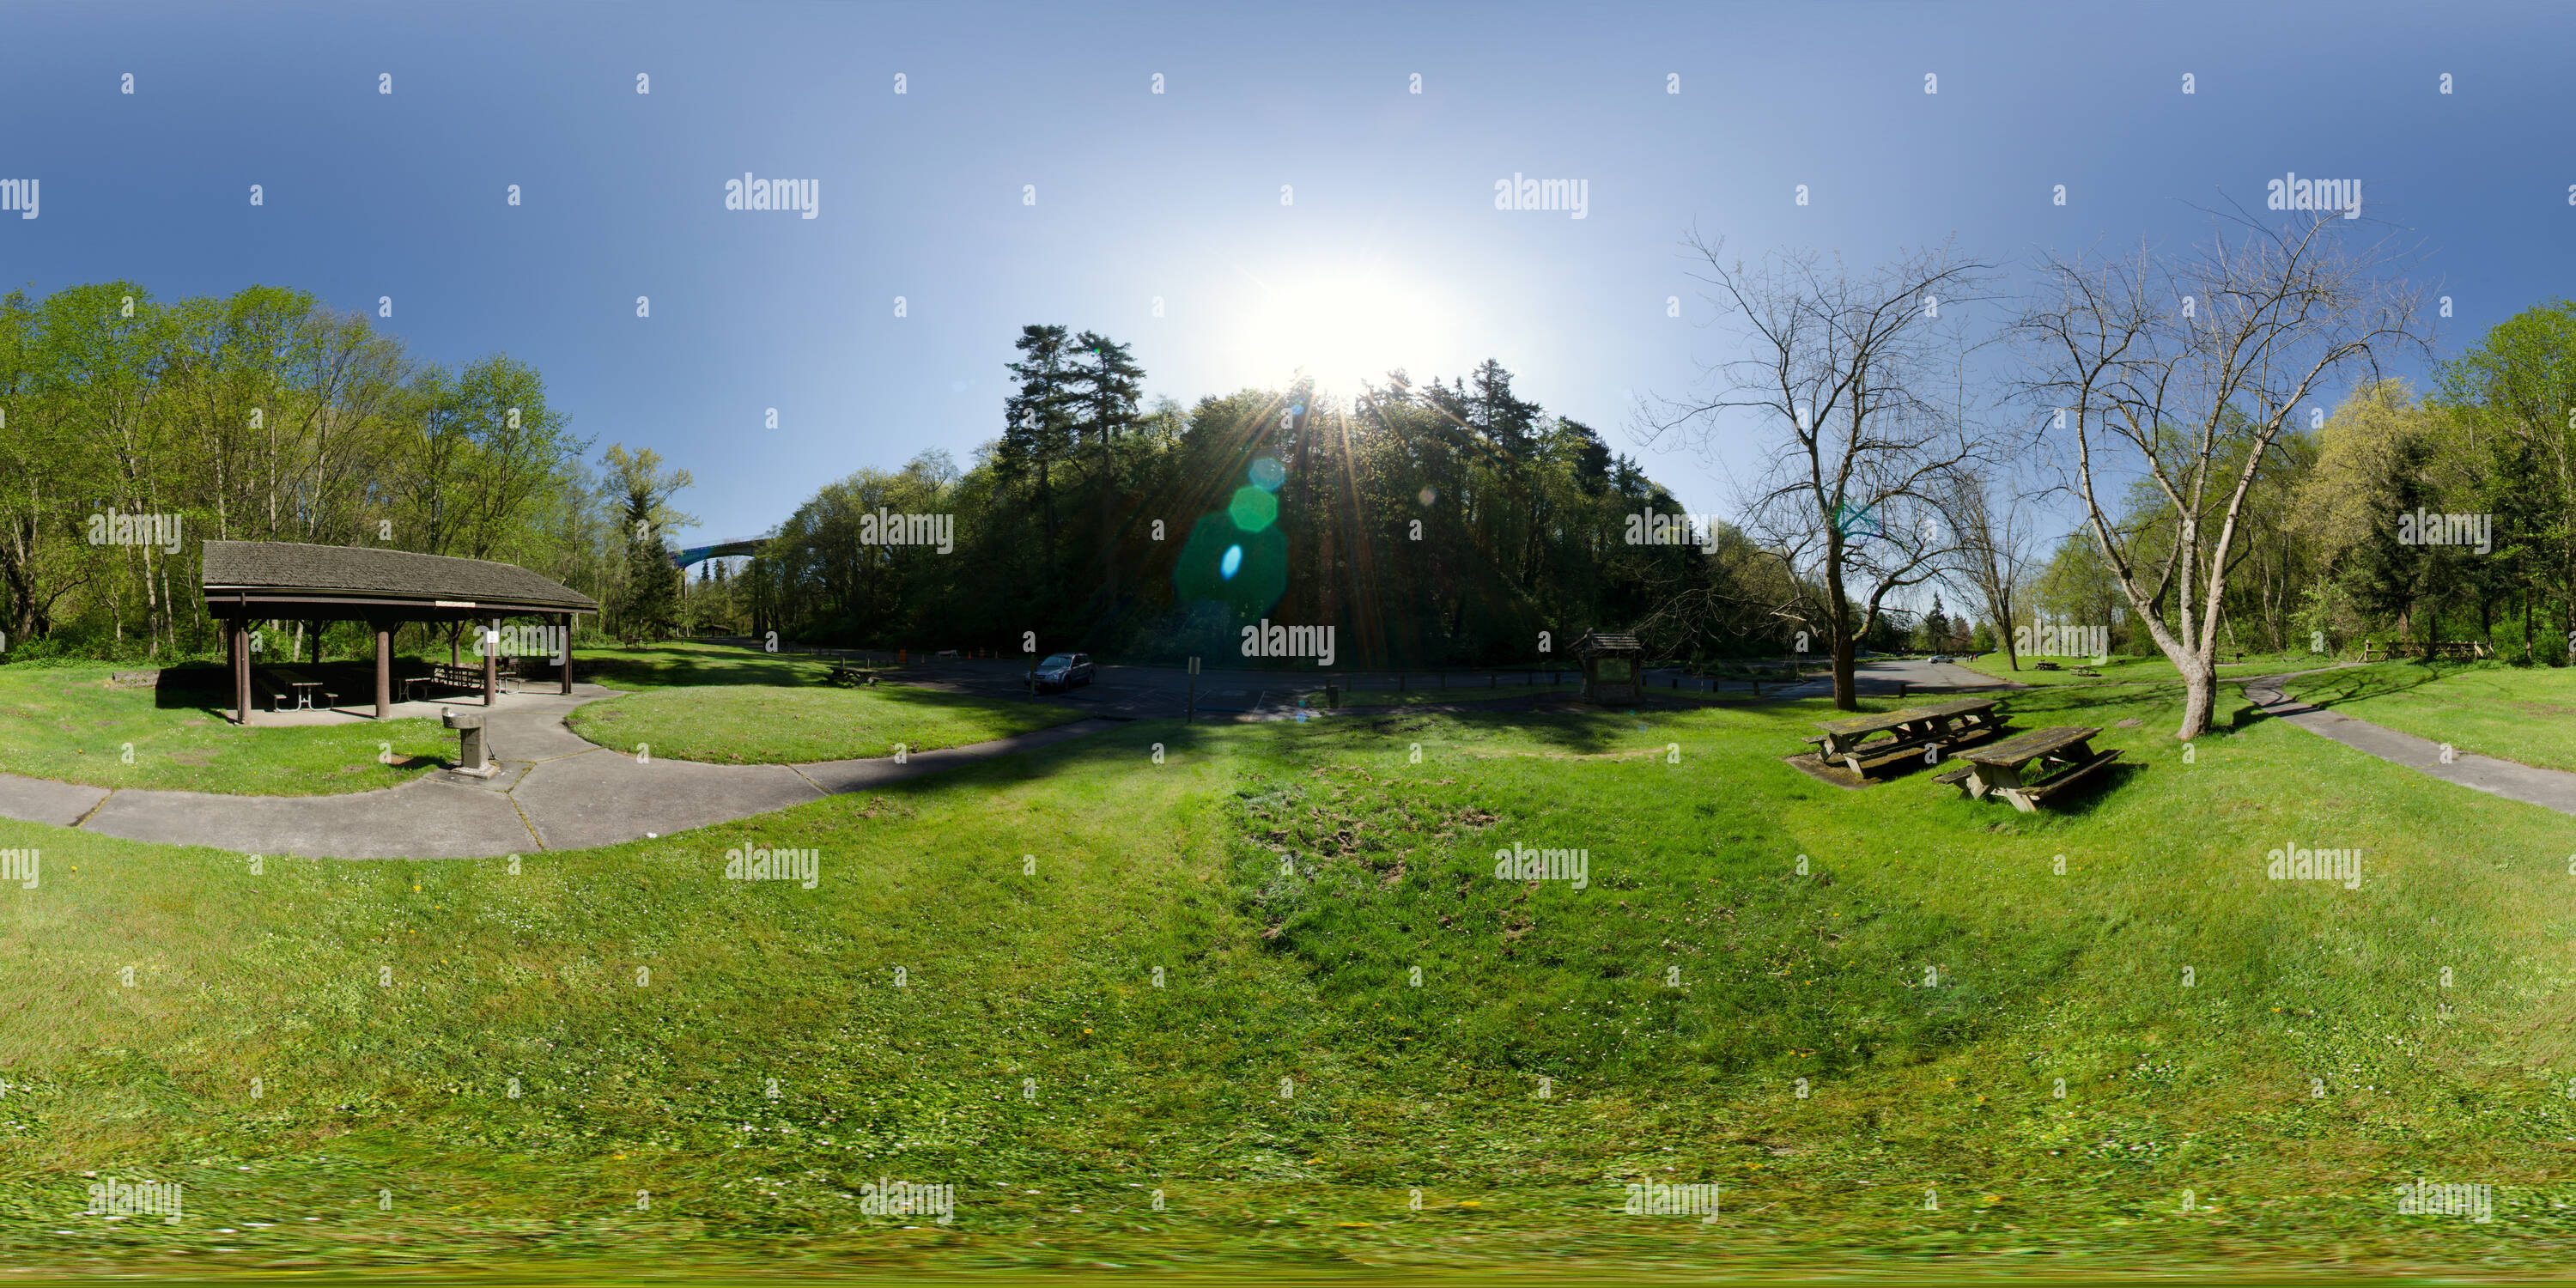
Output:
top-left (2244, 667), bottom-right (2576, 817)
top-left (0, 683), bottom-right (1117, 859)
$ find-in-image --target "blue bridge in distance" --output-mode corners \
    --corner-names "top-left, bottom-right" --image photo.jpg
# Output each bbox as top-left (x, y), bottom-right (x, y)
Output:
top-left (671, 533), bottom-right (772, 569)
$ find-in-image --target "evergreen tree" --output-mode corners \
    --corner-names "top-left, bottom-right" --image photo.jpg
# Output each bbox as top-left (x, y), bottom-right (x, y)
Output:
top-left (601, 444), bottom-right (695, 643)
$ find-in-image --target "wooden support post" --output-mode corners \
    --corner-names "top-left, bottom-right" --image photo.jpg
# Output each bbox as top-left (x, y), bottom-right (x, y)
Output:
top-left (484, 617), bottom-right (499, 707)
top-left (560, 612), bottom-right (574, 694)
top-left (230, 619), bottom-right (250, 724)
top-left (374, 621), bottom-right (392, 719)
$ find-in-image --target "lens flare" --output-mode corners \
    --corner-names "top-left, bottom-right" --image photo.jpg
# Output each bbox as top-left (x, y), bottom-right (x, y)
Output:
top-left (1174, 513), bottom-right (1286, 619)
top-left (1249, 457), bottom-right (1286, 492)
top-left (1229, 485), bottom-right (1279, 532)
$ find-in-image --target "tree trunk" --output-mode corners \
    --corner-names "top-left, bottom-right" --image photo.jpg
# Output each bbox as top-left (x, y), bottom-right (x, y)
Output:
top-left (2175, 653), bottom-right (2216, 740)
top-left (1826, 539), bottom-right (1858, 711)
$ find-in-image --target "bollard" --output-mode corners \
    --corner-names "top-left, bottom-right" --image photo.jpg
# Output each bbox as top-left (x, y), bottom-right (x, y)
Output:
top-left (442, 708), bottom-right (496, 778)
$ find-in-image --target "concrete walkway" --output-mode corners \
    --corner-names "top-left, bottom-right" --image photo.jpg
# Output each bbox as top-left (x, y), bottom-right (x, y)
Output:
top-left (2243, 667), bottom-right (2576, 817)
top-left (0, 683), bottom-right (1116, 859)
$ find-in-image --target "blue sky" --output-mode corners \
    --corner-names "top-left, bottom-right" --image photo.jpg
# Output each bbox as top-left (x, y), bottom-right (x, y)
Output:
top-left (9, 0), bottom-right (2574, 550)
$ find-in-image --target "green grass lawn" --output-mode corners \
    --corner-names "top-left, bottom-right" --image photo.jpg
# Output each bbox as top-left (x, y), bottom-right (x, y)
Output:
top-left (6, 669), bottom-right (2576, 1275)
top-left (568, 642), bottom-right (1087, 763)
top-left (2287, 659), bottom-right (2576, 773)
top-left (0, 660), bottom-right (453, 795)
top-left (1333, 682), bottom-right (1569, 708)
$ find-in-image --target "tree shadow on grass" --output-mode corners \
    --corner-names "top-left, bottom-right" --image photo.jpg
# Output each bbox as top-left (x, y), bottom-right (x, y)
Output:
top-left (577, 647), bottom-right (835, 691)
top-left (814, 714), bottom-right (1203, 802)
top-left (2277, 661), bottom-right (2464, 709)
top-left (148, 661), bottom-right (233, 714)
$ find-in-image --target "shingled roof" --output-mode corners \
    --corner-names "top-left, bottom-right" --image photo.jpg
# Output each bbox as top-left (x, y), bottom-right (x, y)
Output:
top-left (200, 541), bottom-right (598, 613)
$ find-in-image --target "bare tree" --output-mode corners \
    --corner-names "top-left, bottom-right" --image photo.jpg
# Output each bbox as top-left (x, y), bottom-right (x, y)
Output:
top-left (1642, 234), bottom-right (1993, 709)
top-left (2019, 213), bottom-right (2433, 740)
top-left (1950, 471), bottom-right (2039, 671)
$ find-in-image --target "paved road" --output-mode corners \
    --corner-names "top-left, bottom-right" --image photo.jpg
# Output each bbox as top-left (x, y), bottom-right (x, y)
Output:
top-left (880, 656), bottom-right (1593, 719)
top-left (875, 651), bottom-right (2018, 714)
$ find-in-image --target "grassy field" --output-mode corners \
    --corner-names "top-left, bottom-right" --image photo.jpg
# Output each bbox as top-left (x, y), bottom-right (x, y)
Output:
top-left (0, 660), bottom-right (453, 796)
top-left (1332, 682), bottom-right (1568, 708)
top-left (2287, 659), bottom-right (2576, 773)
top-left (568, 643), bottom-right (1087, 763)
top-left (7, 664), bottom-right (2576, 1275)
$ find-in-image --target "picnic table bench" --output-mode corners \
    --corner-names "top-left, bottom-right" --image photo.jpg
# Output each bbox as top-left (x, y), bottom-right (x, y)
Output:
top-left (1932, 725), bottom-right (2122, 812)
top-left (826, 663), bottom-right (878, 687)
top-left (1804, 697), bottom-right (2011, 776)
top-left (257, 665), bottom-right (337, 712)
top-left (404, 662), bottom-right (493, 702)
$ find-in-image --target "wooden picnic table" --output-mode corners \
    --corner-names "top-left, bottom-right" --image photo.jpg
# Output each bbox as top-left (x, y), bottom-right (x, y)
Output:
top-left (258, 665), bottom-right (337, 712)
top-left (1809, 697), bottom-right (2004, 756)
top-left (1806, 697), bottom-right (2009, 775)
top-left (1935, 725), bottom-right (2123, 812)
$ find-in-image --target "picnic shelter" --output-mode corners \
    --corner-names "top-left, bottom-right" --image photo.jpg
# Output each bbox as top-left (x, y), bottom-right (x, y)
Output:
top-left (200, 541), bottom-right (598, 724)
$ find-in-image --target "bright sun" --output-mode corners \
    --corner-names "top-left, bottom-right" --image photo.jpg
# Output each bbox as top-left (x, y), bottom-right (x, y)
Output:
top-left (1229, 270), bottom-right (1445, 396)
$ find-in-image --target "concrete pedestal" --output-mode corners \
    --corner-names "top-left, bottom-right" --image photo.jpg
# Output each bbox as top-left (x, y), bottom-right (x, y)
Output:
top-left (443, 708), bottom-right (497, 777)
